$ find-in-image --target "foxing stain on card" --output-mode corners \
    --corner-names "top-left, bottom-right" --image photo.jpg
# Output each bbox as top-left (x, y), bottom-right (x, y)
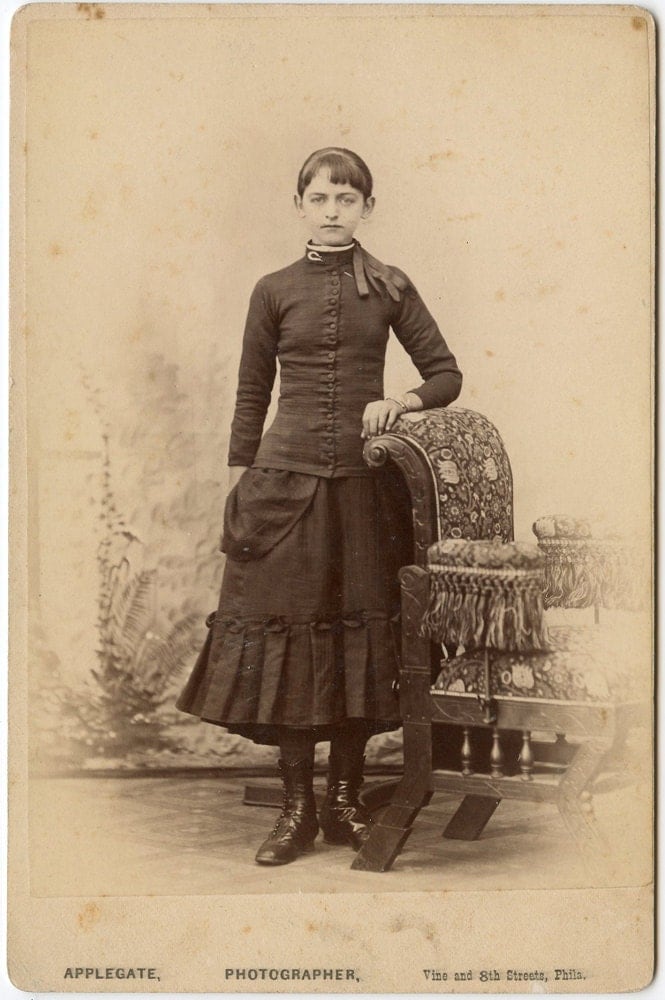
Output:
top-left (77, 902), bottom-right (101, 931)
top-left (77, 3), bottom-right (105, 19)
top-left (416, 150), bottom-right (457, 171)
top-left (449, 79), bottom-right (468, 97)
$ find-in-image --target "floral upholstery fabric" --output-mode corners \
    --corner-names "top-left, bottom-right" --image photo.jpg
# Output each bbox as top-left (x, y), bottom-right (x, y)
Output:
top-left (394, 407), bottom-right (513, 542)
top-left (427, 539), bottom-right (543, 572)
top-left (433, 624), bottom-right (642, 704)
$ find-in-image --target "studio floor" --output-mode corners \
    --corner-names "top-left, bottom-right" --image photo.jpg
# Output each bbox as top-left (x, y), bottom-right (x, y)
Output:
top-left (28, 767), bottom-right (651, 898)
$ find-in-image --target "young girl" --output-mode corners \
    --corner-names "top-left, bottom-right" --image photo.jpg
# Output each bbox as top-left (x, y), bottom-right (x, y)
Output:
top-left (177, 148), bottom-right (462, 866)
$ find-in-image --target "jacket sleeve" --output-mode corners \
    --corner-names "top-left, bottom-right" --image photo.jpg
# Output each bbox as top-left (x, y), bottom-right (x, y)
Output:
top-left (390, 272), bottom-right (462, 409)
top-left (227, 279), bottom-right (278, 467)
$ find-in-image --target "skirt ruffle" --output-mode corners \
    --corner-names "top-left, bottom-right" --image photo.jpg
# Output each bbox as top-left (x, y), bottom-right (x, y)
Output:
top-left (176, 612), bottom-right (402, 745)
top-left (176, 470), bottom-right (412, 745)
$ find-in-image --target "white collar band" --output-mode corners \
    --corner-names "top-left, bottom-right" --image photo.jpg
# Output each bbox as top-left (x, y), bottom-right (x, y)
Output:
top-left (307, 241), bottom-right (355, 253)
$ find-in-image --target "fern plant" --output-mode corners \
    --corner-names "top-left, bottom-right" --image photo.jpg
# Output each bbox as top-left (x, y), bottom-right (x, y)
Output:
top-left (90, 574), bottom-right (200, 754)
top-left (39, 380), bottom-right (202, 763)
top-left (89, 433), bottom-right (200, 753)
top-left (27, 367), bottom-right (210, 768)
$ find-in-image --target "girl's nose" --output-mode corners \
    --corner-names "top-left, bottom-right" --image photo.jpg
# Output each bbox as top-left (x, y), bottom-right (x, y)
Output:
top-left (325, 204), bottom-right (339, 219)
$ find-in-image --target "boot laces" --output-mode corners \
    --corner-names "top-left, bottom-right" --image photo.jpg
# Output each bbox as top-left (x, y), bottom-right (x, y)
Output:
top-left (270, 788), bottom-right (292, 835)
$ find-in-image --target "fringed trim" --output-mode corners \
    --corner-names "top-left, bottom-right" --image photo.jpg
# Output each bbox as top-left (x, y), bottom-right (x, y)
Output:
top-left (421, 565), bottom-right (549, 652)
top-left (536, 537), bottom-right (643, 611)
top-left (593, 540), bottom-right (644, 611)
top-left (537, 538), bottom-right (599, 608)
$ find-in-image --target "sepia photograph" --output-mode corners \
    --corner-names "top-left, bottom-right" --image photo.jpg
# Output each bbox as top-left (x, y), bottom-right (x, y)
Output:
top-left (7, 1), bottom-right (655, 993)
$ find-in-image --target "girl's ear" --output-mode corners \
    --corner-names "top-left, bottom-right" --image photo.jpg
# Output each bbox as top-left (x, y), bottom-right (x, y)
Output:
top-left (362, 196), bottom-right (376, 220)
top-left (294, 194), bottom-right (305, 217)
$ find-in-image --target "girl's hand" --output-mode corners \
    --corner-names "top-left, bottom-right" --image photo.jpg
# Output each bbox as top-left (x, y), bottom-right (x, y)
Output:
top-left (361, 399), bottom-right (405, 440)
top-left (228, 466), bottom-right (250, 492)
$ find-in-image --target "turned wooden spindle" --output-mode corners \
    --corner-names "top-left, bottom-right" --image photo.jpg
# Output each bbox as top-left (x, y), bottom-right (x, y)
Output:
top-left (519, 730), bottom-right (534, 781)
top-left (490, 727), bottom-right (505, 778)
top-left (461, 728), bottom-right (474, 776)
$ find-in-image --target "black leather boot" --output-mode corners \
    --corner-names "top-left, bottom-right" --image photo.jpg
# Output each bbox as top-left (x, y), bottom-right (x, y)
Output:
top-left (319, 751), bottom-right (373, 849)
top-left (255, 758), bottom-right (319, 866)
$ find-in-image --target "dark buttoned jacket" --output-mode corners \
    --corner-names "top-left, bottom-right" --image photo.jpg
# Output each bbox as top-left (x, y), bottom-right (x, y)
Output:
top-left (228, 243), bottom-right (462, 476)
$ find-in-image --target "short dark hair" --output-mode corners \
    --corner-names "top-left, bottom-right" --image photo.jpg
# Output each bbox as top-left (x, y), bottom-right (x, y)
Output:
top-left (297, 148), bottom-right (373, 200)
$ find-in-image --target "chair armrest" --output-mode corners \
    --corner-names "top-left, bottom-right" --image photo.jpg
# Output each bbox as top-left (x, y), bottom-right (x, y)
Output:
top-left (363, 406), bottom-right (514, 563)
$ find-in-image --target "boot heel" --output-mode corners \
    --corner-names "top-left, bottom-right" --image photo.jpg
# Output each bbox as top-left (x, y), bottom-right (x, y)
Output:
top-left (320, 751), bottom-right (374, 850)
top-left (302, 840), bottom-right (316, 853)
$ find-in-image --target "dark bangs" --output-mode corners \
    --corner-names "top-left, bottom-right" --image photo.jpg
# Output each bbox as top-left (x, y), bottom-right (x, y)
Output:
top-left (297, 148), bottom-right (373, 200)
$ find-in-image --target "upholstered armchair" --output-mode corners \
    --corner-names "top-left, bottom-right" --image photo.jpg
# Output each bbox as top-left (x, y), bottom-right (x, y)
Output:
top-left (351, 408), bottom-right (648, 873)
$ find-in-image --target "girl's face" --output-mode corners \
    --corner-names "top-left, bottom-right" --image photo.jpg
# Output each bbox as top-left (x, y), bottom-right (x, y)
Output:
top-left (295, 170), bottom-right (374, 246)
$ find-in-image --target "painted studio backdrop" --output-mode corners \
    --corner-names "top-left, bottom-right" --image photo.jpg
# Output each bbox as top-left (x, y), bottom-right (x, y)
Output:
top-left (19, 6), bottom-right (652, 772)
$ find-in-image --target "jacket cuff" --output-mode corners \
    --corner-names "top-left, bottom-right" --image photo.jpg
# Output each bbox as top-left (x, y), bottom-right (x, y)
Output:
top-left (227, 448), bottom-right (256, 467)
top-left (409, 373), bottom-right (462, 410)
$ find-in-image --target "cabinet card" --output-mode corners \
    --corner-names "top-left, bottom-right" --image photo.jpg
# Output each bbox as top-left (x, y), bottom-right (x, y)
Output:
top-left (8, 2), bottom-right (655, 995)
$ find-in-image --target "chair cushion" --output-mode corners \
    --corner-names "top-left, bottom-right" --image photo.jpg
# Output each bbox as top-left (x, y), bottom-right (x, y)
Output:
top-left (427, 538), bottom-right (544, 571)
top-left (433, 624), bottom-right (643, 704)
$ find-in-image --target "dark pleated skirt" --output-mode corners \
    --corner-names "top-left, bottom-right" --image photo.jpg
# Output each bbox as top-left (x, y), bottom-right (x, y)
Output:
top-left (176, 468), bottom-right (412, 746)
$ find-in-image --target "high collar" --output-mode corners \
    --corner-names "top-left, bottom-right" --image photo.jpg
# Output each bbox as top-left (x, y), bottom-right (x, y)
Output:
top-left (304, 240), bottom-right (357, 266)
top-left (301, 241), bottom-right (405, 302)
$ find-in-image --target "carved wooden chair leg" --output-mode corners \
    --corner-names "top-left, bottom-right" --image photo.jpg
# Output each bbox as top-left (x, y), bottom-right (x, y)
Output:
top-left (352, 775), bottom-right (432, 872)
top-left (443, 795), bottom-right (502, 841)
top-left (556, 737), bottom-right (612, 850)
top-left (352, 719), bottom-right (433, 872)
top-left (353, 563), bottom-right (436, 872)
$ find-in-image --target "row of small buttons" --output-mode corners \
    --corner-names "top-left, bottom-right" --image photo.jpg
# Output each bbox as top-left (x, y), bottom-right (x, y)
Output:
top-left (324, 270), bottom-right (340, 468)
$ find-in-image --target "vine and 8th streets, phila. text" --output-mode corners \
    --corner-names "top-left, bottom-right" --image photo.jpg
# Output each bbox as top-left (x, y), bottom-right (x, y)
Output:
top-left (423, 968), bottom-right (586, 984)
